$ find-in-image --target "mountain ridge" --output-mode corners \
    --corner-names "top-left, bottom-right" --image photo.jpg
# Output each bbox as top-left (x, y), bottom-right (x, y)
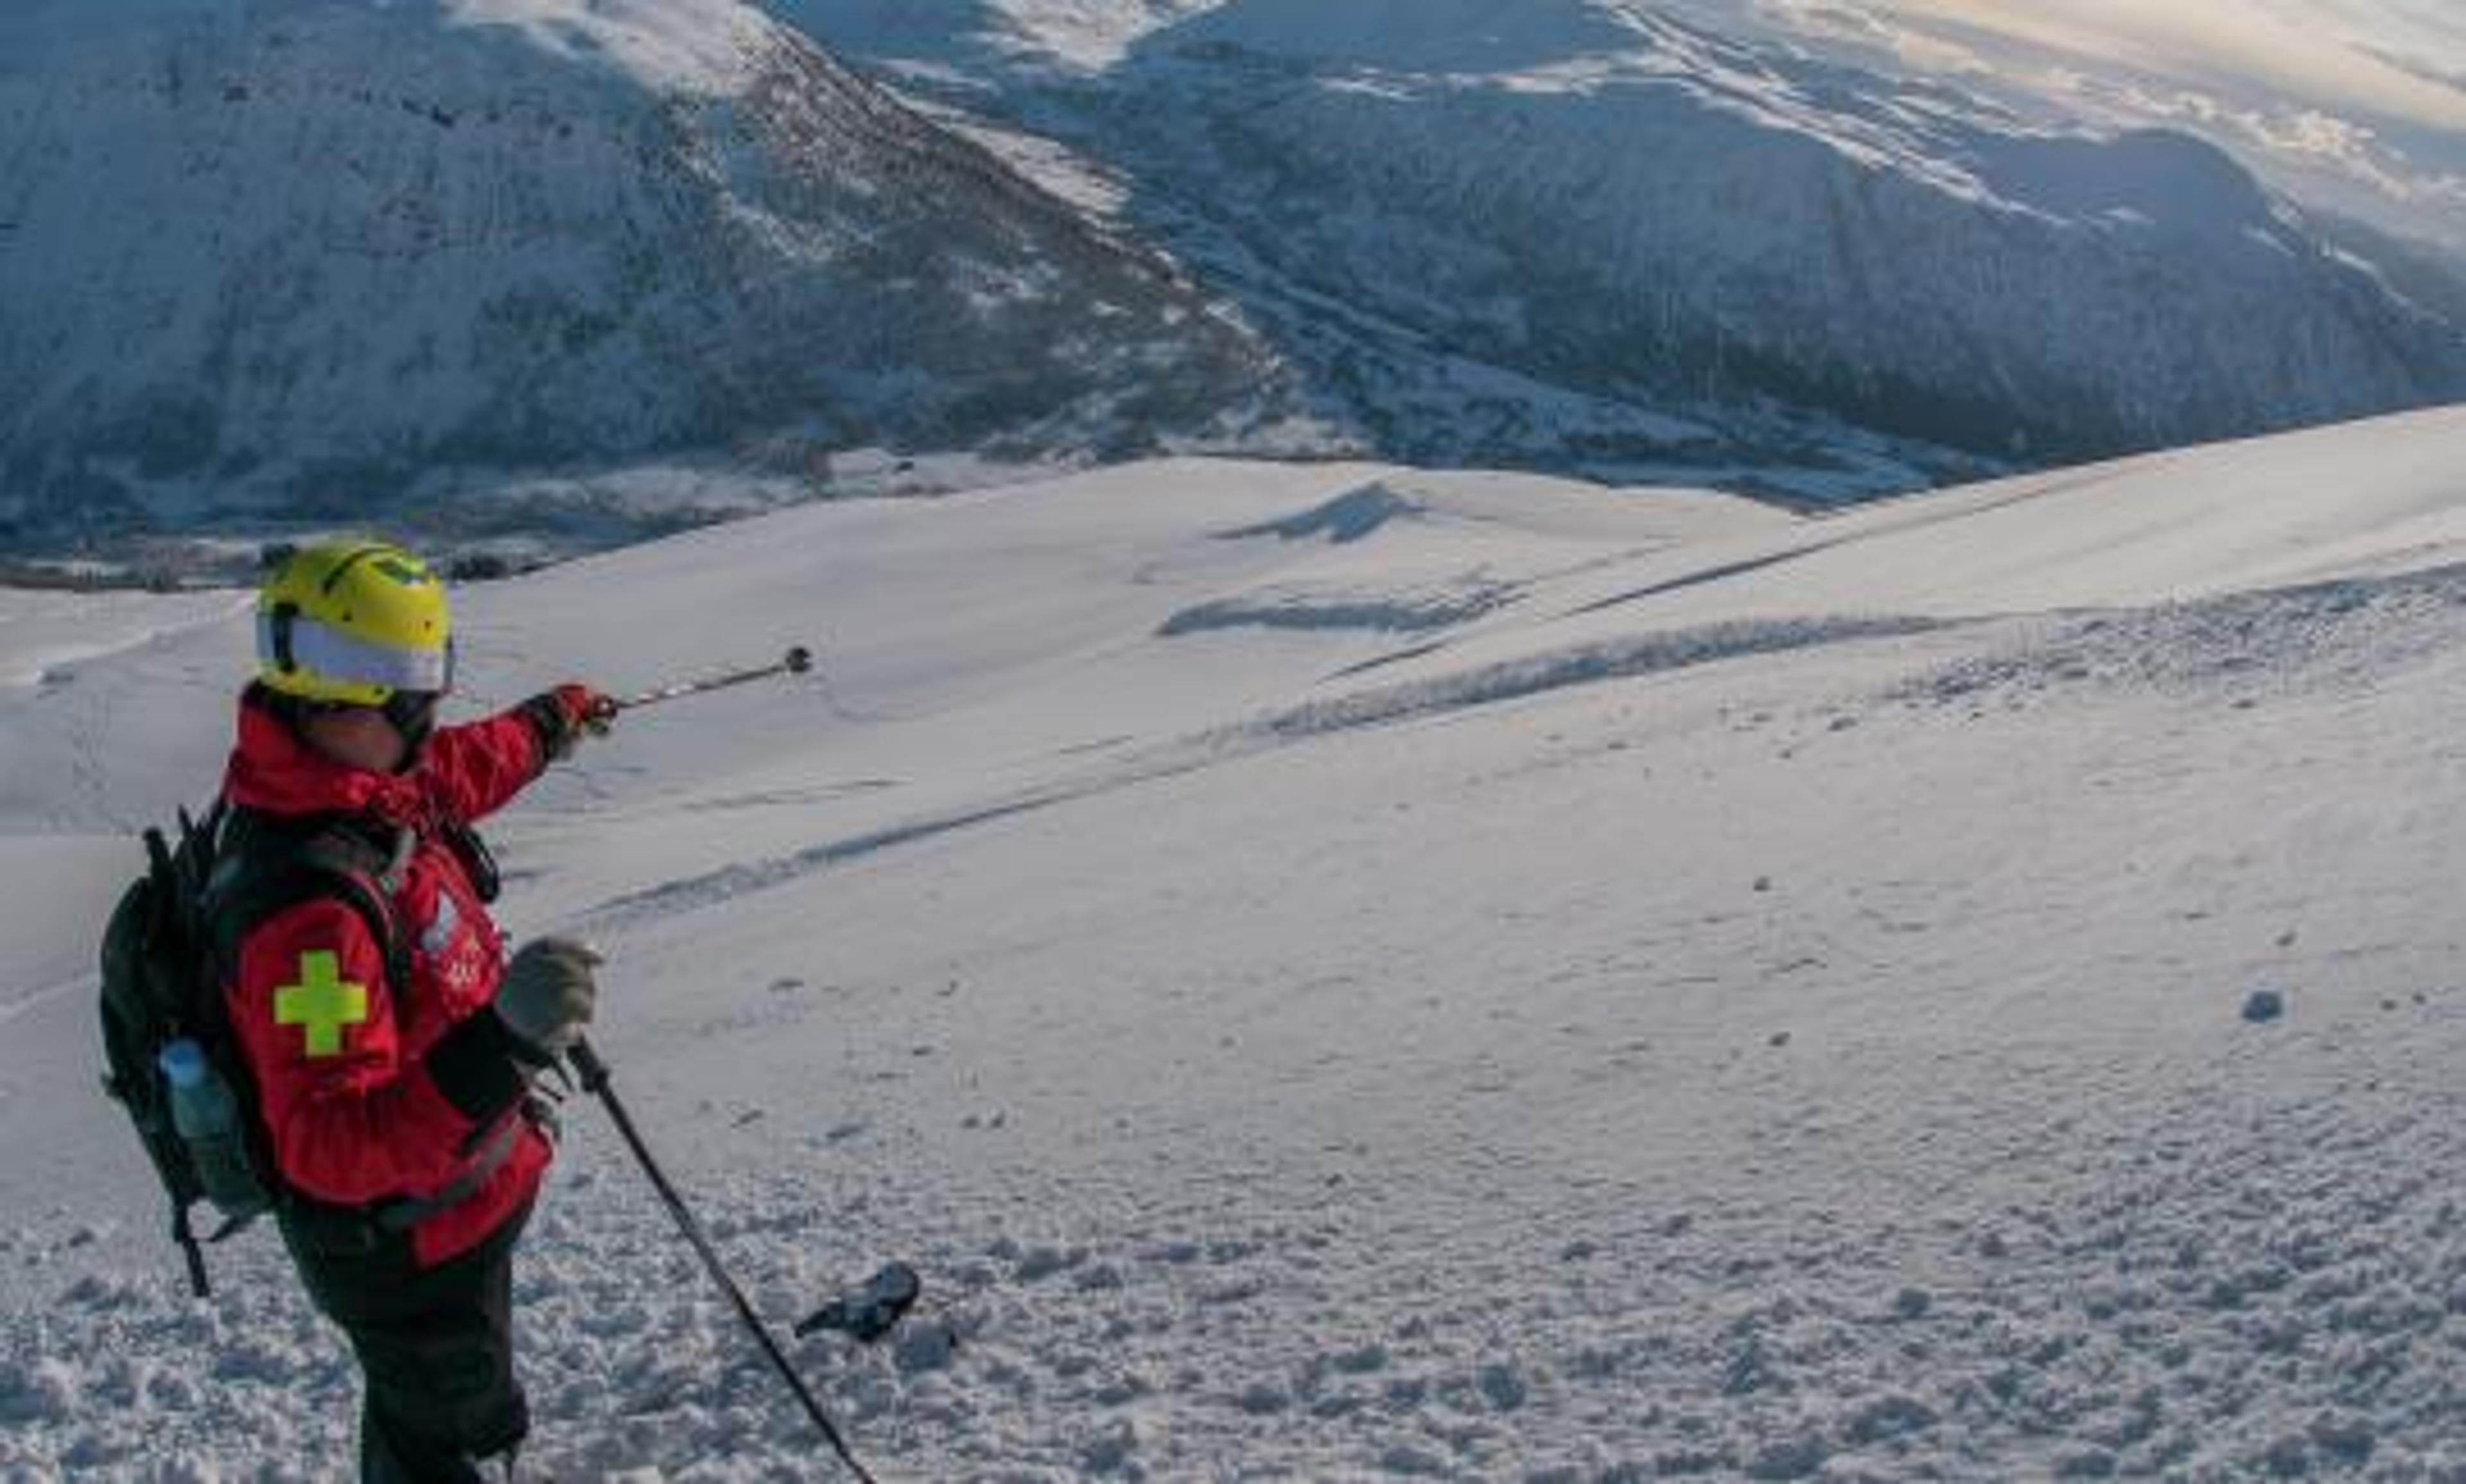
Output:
top-left (0, 0), bottom-right (1302, 549)
top-left (777, 0), bottom-right (2466, 485)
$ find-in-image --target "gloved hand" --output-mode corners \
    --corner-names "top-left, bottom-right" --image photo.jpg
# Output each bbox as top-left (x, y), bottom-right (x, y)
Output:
top-left (494, 936), bottom-right (600, 1061)
top-left (520, 683), bottom-right (616, 762)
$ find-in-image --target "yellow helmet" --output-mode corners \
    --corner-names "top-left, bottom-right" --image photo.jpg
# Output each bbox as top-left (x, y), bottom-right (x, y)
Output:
top-left (256, 539), bottom-right (454, 707)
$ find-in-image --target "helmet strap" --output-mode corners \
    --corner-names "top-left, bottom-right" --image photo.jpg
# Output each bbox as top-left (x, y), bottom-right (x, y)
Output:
top-left (381, 690), bottom-right (441, 760)
top-left (266, 603), bottom-right (300, 675)
top-left (250, 686), bottom-right (304, 738)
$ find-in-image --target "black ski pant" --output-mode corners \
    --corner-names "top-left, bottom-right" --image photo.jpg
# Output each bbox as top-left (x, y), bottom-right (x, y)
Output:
top-left (281, 1201), bottom-right (533, 1482)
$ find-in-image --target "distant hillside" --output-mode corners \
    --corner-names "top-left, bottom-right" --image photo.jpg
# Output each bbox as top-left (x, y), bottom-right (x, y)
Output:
top-left (0, 0), bottom-right (1298, 548)
top-left (774, 0), bottom-right (2466, 492)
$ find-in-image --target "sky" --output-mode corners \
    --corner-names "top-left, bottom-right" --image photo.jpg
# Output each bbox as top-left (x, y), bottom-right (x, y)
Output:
top-left (1730, 0), bottom-right (2466, 249)
top-left (1864, 0), bottom-right (2466, 128)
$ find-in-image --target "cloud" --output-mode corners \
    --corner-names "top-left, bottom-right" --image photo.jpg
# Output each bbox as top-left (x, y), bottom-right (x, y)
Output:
top-left (1749, 1), bottom-right (2465, 130)
top-left (2356, 42), bottom-right (2466, 95)
top-left (1714, 0), bottom-right (2466, 246)
top-left (2033, 69), bottom-right (2462, 221)
top-left (1864, 0), bottom-right (2466, 132)
top-left (1748, 0), bottom-right (1994, 75)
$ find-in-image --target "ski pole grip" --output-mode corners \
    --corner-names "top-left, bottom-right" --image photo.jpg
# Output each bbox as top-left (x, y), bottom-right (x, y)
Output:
top-left (567, 1035), bottom-right (611, 1094)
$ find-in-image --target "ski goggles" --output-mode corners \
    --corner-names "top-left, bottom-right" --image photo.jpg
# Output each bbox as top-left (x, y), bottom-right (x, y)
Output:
top-left (259, 611), bottom-right (457, 697)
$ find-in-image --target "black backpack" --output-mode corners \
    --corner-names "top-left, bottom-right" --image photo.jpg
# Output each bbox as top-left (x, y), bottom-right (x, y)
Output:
top-left (98, 801), bottom-right (409, 1296)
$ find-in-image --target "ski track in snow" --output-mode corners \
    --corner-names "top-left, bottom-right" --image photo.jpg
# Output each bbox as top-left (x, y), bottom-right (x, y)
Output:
top-left (0, 973), bottom-right (94, 1029)
top-left (1563, 458), bottom-right (2167, 621)
top-left (1233, 617), bottom-right (1954, 744)
top-left (579, 793), bottom-right (1088, 933)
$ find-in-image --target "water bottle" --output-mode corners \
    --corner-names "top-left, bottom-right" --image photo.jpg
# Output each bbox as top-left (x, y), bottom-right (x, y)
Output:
top-left (158, 1040), bottom-right (270, 1221)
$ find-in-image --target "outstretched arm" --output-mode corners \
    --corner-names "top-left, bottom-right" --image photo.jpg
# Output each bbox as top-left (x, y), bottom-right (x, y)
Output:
top-left (422, 685), bottom-right (609, 823)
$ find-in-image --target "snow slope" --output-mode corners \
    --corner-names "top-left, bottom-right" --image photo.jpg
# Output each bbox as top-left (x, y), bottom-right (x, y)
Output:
top-left (8, 409), bottom-right (2466, 1476)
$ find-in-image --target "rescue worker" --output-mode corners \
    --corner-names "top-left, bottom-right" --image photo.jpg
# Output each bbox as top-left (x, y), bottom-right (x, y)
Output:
top-left (217, 537), bottom-right (611, 1480)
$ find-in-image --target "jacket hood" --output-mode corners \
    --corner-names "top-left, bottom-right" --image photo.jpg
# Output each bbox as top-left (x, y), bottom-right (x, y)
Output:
top-left (222, 686), bottom-right (423, 825)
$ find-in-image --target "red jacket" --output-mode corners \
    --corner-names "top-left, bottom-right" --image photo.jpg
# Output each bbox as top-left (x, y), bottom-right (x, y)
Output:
top-left (220, 688), bottom-right (554, 1269)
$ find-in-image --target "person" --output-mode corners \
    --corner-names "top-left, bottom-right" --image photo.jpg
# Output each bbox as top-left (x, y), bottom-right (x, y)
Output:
top-left (214, 537), bottom-right (612, 1480)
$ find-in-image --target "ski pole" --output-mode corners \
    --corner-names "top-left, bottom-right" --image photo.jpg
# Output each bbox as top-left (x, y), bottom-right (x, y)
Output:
top-left (614, 645), bottom-right (815, 713)
top-left (568, 1036), bottom-right (881, 1483)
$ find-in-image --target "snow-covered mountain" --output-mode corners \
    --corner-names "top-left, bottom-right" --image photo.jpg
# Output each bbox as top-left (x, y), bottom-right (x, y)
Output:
top-left (776, 0), bottom-right (2466, 491)
top-left (9, 407), bottom-right (2466, 1476)
top-left (10, 0), bottom-right (2458, 549)
top-left (1655, 0), bottom-right (2466, 263)
top-left (0, 0), bottom-right (1297, 550)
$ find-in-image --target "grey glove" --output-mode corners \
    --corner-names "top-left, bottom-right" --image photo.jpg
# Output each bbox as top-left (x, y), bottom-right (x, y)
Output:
top-left (495, 936), bottom-right (600, 1060)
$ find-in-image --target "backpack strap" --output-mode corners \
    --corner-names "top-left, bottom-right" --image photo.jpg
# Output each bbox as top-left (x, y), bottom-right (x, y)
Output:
top-left (371, 1113), bottom-right (525, 1232)
top-left (171, 1205), bottom-right (211, 1297)
top-left (288, 832), bottom-right (414, 997)
top-left (206, 810), bottom-right (412, 995)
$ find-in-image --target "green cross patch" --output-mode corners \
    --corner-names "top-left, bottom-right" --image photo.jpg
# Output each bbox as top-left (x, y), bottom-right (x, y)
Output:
top-left (275, 950), bottom-right (369, 1058)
